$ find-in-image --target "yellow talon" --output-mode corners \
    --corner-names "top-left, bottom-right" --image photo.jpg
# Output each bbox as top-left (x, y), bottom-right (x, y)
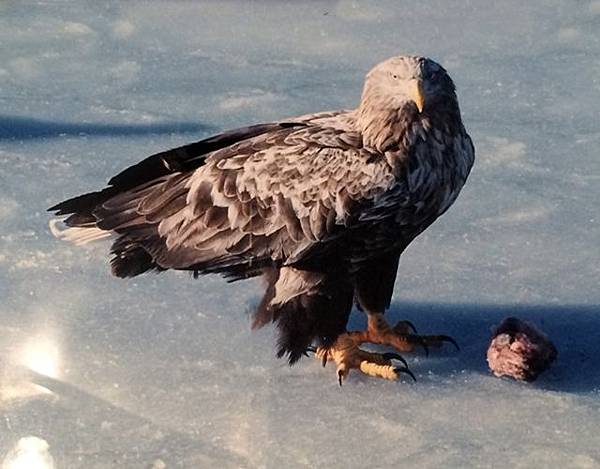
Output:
top-left (359, 361), bottom-right (399, 380)
top-left (315, 333), bottom-right (415, 384)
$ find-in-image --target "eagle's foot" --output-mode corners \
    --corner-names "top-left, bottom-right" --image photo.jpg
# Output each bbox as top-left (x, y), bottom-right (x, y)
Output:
top-left (314, 334), bottom-right (415, 386)
top-left (347, 313), bottom-right (459, 356)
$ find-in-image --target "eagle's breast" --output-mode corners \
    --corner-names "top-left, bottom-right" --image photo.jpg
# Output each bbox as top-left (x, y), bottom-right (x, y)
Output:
top-left (362, 114), bottom-right (473, 243)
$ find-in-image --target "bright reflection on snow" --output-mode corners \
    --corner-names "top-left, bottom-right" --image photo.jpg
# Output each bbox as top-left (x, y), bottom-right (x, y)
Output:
top-left (1, 436), bottom-right (55, 469)
top-left (18, 335), bottom-right (61, 380)
top-left (0, 331), bottom-right (62, 404)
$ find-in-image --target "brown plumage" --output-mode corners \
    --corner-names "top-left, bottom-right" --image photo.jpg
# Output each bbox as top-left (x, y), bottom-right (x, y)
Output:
top-left (50, 56), bottom-right (474, 372)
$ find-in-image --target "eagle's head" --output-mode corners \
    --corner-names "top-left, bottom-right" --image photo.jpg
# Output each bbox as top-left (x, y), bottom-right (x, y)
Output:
top-left (361, 55), bottom-right (457, 116)
top-left (358, 55), bottom-right (460, 149)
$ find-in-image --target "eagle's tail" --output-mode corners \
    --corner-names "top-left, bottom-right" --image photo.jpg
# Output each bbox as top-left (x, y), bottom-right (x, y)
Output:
top-left (49, 218), bottom-right (112, 246)
top-left (49, 215), bottom-right (161, 278)
top-left (49, 197), bottom-right (168, 279)
top-left (48, 184), bottom-right (165, 279)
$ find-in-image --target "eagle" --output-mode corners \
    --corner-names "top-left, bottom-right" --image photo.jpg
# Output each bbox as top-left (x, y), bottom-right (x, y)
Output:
top-left (49, 56), bottom-right (474, 385)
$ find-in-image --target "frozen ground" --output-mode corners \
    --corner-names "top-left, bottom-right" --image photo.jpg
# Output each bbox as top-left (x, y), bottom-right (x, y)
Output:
top-left (1, 1), bottom-right (600, 467)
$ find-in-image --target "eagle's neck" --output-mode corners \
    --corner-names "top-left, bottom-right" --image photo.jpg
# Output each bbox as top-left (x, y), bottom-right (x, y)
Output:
top-left (357, 95), bottom-right (417, 153)
top-left (356, 91), bottom-right (463, 173)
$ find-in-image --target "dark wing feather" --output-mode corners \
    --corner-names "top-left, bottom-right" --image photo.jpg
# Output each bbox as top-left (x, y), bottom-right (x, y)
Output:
top-left (49, 122), bottom-right (307, 226)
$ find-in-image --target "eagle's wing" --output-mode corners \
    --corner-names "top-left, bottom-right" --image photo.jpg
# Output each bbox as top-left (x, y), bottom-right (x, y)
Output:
top-left (74, 116), bottom-right (398, 278)
top-left (50, 121), bottom-right (307, 227)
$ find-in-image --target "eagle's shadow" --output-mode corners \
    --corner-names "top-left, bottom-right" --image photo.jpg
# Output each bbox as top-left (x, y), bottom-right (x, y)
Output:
top-left (347, 302), bottom-right (600, 394)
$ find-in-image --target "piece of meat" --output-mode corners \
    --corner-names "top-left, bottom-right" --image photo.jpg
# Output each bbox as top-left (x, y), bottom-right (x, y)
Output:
top-left (487, 317), bottom-right (557, 382)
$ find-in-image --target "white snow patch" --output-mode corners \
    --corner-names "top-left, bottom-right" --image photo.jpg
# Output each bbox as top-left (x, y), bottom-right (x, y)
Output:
top-left (8, 57), bottom-right (41, 81)
top-left (480, 137), bottom-right (527, 167)
top-left (89, 104), bottom-right (159, 123)
top-left (11, 251), bottom-right (51, 271)
top-left (557, 27), bottom-right (582, 43)
top-left (112, 19), bottom-right (136, 39)
top-left (218, 90), bottom-right (282, 111)
top-left (108, 60), bottom-right (141, 86)
top-left (477, 205), bottom-right (553, 226)
top-left (62, 22), bottom-right (93, 35)
top-left (0, 198), bottom-right (19, 221)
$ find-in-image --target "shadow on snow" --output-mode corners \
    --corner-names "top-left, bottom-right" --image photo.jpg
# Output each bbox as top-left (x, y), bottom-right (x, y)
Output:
top-left (0, 114), bottom-right (212, 140)
top-left (347, 302), bottom-right (600, 394)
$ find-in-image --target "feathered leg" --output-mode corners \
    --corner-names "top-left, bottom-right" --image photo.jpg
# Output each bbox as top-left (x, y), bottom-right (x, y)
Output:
top-left (254, 267), bottom-right (353, 364)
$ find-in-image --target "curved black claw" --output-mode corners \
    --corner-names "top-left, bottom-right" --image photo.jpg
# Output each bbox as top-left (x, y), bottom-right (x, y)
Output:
top-left (394, 367), bottom-right (417, 382)
top-left (337, 369), bottom-right (344, 387)
top-left (393, 320), bottom-right (418, 334)
top-left (411, 335), bottom-right (429, 357)
top-left (404, 320), bottom-right (418, 334)
top-left (440, 335), bottom-right (460, 352)
top-left (322, 355), bottom-right (328, 368)
top-left (382, 352), bottom-right (409, 369)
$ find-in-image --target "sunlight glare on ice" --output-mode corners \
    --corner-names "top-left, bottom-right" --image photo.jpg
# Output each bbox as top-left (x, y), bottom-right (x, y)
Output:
top-left (1, 437), bottom-right (55, 469)
top-left (18, 335), bottom-right (61, 380)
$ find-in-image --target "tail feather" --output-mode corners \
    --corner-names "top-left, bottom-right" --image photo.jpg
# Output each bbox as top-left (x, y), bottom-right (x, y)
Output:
top-left (49, 218), bottom-right (112, 246)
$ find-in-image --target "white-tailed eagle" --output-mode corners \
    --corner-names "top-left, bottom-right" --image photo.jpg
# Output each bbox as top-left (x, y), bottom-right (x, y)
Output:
top-left (50, 56), bottom-right (474, 385)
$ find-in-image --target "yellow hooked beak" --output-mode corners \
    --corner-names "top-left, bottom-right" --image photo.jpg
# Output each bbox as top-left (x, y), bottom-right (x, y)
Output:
top-left (410, 79), bottom-right (425, 113)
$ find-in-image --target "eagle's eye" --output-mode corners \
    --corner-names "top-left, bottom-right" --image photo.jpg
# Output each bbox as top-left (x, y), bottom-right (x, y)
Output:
top-left (391, 73), bottom-right (399, 80)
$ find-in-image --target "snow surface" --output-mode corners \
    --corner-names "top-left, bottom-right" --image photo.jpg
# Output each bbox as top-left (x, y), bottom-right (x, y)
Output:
top-left (1, 1), bottom-right (600, 468)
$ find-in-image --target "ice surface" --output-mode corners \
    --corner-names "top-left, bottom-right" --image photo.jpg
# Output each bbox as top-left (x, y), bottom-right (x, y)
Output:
top-left (1, 1), bottom-right (600, 468)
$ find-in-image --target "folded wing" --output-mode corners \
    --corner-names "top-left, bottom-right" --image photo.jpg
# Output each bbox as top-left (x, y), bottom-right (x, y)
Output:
top-left (50, 115), bottom-right (397, 279)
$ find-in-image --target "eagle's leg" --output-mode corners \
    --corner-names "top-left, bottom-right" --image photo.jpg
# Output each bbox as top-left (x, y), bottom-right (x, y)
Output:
top-left (352, 254), bottom-right (458, 359)
top-left (348, 312), bottom-right (459, 355)
top-left (315, 333), bottom-right (415, 385)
